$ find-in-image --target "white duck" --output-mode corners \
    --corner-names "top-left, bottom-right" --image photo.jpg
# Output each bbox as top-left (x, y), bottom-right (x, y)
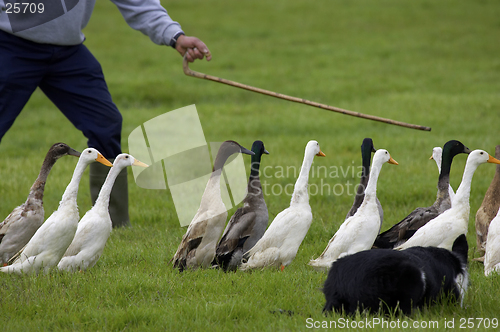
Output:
top-left (0, 143), bottom-right (80, 265)
top-left (1, 148), bottom-right (112, 274)
top-left (431, 146), bottom-right (456, 202)
top-left (484, 207), bottom-right (500, 276)
top-left (172, 141), bottom-right (254, 271)
top-left (240, 140), bottom-right (325, 271)
top-left (308, 149), bottom-right (398, 270)
top-left (344, 138), bottom-right (383, 228)
top-left (396, 150), bottom-right (500, 251)
top-left (58, 154), bottom-right (148, 272)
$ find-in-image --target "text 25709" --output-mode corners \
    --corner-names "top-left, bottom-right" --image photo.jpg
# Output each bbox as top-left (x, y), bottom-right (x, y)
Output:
top-left (5, 2), bottom-right (45, 14)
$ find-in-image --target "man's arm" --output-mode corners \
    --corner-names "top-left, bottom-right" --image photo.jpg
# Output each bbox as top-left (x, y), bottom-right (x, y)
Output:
top-left (111, 0), bottom-right (210, 61)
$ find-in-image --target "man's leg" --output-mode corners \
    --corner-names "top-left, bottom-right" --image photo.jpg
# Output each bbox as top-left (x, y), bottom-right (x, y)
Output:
top-left (39, 43), bottom-right (130, 227)
top-left (0, 30), bottom-right (46, 142)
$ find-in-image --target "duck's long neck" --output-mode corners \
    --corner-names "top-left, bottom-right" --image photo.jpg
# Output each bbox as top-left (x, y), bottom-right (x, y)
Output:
top-left (94, 166), bottom-right (122, 209)
top-left (249, 152), bottom-right (262, 180)
top-left (364, 161), bottom-right (383, 201)
top-left (203, 148), bottom-right (233, 203)
top-left (28, 154), bottom-right (57, 201)
top-left (488, 164), bottom-right (500, 195)
top-left (247, 154), bottom-right (263, 194)
top-left (436, 155), bottom-right (442, 173)
top-left (433, 152), bottom-right (453, 209)
top-left (437, 150), bottom-right (453, 195)
top-left (291, 152), bottom-right (314, 205)
top-left (488, 149), bottom-right (500, 194)
top-left (356, 150), bottom-right (371, 196)
top-left (59, 160), bottom-right (88, 206)
top-left (201, 168), bottom-right (223, 204)
top-left (198, 148), bottom-right (235, 211)
top-left (452, 160), bottom-right (479, 210)
top-left (361, 150), bottom-right (371, 178)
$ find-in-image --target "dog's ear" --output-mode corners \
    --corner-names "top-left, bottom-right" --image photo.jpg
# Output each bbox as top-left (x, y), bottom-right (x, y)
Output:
top-left (451, 234), bottom-right (468, 263)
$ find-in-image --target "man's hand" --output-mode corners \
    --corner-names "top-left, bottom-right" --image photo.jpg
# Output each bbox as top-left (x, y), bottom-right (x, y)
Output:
top-left (175, 35), bottom-right (211, 62)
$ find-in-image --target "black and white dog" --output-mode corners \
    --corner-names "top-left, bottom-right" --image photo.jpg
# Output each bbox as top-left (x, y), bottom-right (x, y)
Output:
top-left (323, 234), bottom-right (468, 315)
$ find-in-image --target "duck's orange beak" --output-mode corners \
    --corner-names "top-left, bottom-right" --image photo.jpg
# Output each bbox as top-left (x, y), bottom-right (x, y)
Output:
top-left (132, 159), bottom-right (149, 167)
top-left (96, 153), bottom-right (113, 167)
top-left (316, 150), bottom-right (326, 157)
top-left (487, 155), bottom-right (500, 164)
top-left (388, 157), bottom-right (398, 165)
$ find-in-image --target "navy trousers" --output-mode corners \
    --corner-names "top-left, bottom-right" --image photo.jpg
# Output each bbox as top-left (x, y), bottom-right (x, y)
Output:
top-left (0, 30), bottom-right (122, 158)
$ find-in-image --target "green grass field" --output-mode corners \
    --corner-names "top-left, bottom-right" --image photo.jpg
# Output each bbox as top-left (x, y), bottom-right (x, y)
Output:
top-left (1, 0), bottom-right (500, 330)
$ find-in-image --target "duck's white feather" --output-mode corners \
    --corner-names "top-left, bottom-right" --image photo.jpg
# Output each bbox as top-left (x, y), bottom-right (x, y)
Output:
top-left (243, 205), bottom-right (312, 269)
top-left (57, 209), bottom-right (110, 272)
top-left (484, 207), bottom-right (500, 276)
top-left (240, 140), bottom-right (324, 270)
top-left (308, 149), bottom-right (397, 270)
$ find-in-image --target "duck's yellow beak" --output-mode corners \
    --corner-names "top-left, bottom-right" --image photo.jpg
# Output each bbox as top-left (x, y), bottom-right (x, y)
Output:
top-left (316, 150), bottom-right (326, 157)
top-left (487, 155), bottom-right (500, 164)
top-left (95, 153), bottom-right (113, 167)
top-left (388, 157), bottom-right (398, 165)
top-left (429, 155), bottom-right (434, 160)
top-left (132, 159), bottom-right (149, 168)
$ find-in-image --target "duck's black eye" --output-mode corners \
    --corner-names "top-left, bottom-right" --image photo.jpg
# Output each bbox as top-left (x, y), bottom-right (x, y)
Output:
top-left (480, 152), bottom-right (484, 155)
top-left (125, 156), bottom-right (129, 159)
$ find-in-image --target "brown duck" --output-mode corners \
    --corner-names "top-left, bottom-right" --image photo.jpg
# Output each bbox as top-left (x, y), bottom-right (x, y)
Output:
top-left (475, 145), bottom-right (500, 260)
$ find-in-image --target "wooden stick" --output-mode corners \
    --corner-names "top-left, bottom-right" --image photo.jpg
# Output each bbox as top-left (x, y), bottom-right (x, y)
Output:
top-left (183, 57), bottom-right (431, 131)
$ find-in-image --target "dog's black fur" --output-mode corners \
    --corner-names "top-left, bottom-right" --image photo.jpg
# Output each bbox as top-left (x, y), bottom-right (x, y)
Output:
top-left (323, 234), bottom-right (468, 315)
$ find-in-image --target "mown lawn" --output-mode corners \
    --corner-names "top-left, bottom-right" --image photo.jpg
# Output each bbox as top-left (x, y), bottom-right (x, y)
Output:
top-left (1, 0), bottom-right (500, 330)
